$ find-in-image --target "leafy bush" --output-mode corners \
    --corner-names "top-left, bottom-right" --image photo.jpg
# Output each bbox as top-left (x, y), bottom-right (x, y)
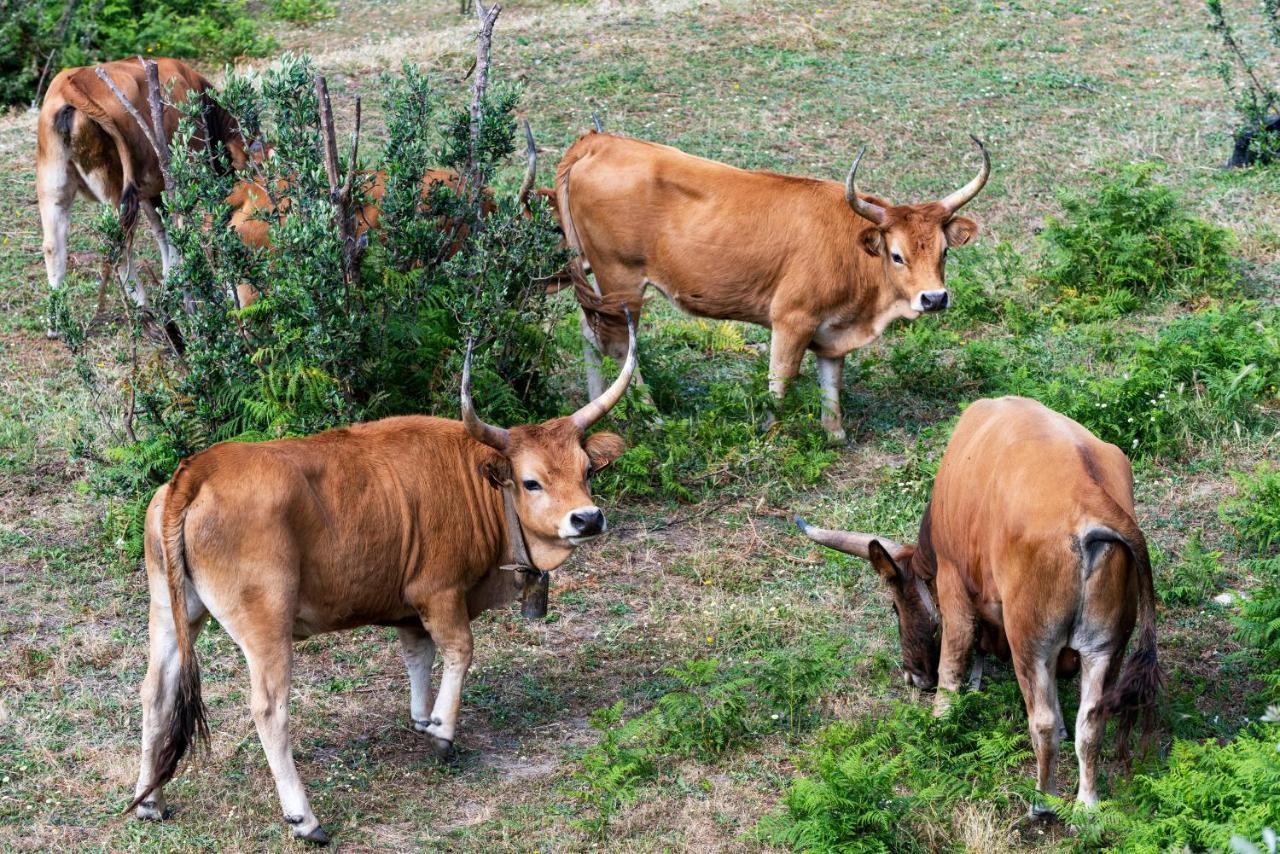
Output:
top-left (596, 322), bottom-right (837, 502)
top-left (1028, 302), bottom-right (1279, 459)
top-left (1157, 531), bottom-right (1225, 607)
top-left (2, 0), bottom-right (274, 107)
top-left (1222, 464), bottom-right (1280, 557)
top-left (1037, 163), bottom-right (1237, 313)
top-left (758, 684), bottom-right (1033, 853)
top-left (269, 0), bottom-right (336, 24)
top-left (567, 640), bottom-right (847, 837)
top-left (1068, 721), bottom-right (1280, 852)
top-left (1235, 564), bottom-right (1280, 693)
top-left (56, 56), bottom-right (566, 556)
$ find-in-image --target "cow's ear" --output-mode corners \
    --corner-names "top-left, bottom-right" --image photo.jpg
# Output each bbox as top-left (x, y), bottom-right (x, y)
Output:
top-left (584, 431), bottom-right (625, 473)
top-left (477, 451), bottom-right (512, 489)
top-left (944, 216), bottom-right (979, 247)
top-left (868, 539), bottom-right (905, 587)
top-left (859, 228), bottom-right (885, 258)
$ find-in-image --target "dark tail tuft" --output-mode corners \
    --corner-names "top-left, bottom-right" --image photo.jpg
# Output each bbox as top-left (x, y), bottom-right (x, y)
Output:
top-left (119, 184), bottom-right (139, 235)
top-left (124, 659), bottom-right (208, 814)
top-left (53, 104), bottom-right (76, 146)
top-left (1089, 522), bottom-right (1163, 767)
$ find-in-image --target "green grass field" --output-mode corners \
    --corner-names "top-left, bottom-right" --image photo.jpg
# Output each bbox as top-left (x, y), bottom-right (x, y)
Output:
top-left (1, 0), bottom-right (1278, 850)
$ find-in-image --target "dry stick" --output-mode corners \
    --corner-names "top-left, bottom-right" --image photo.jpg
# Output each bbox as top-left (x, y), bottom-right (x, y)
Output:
top-left (467, 0), bottom-right (502, 211)
top-left (138, 56), bottom-right (173, 193)
top-left (315, 76), bottom-right (359, 285)
top-left (94, 66), bottom-right (161, 160)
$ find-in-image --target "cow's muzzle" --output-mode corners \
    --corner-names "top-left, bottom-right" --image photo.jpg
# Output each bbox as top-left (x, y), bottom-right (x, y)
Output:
top-left (914, 290), bottom-right (949, 313)
top-left (563, 506), bottom-right (606, 542)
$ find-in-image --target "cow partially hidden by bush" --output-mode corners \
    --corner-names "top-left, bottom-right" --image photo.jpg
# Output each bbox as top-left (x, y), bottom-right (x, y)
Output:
top-left (797, 396), bottom-right (1162, 812)
top-left (126, 327), bottom-right (637, 844)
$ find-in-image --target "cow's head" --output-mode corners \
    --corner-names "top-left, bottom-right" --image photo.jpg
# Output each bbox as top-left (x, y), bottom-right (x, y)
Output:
top-left (846, 137), bottom-right (990, 315)
top-left (795, 517), bottom-right (940, 689)
top-left (460, 322), bottom-right (634, 570)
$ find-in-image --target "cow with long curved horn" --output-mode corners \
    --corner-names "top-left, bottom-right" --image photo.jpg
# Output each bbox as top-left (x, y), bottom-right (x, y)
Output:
top-left (555, 133), bottom-right (992, 441)
top-left (127, 318), bottom-right (636, 843)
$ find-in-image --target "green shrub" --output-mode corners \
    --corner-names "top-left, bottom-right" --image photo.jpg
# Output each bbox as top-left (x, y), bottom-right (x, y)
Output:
top-left (567, 639), bottom-right (847, 837)
top-left (1038, 163), bottom-right (1237, 312)
top-left (3, 0), bottom-right (274, 107)
top-left (1234, 560), bottom-right (1280, 692)
top-left (1207, 0), bottom-right (1280, 166)
top-left (1069, 721), bottom-right (1280, 852)
top-left (758, 684), bottom-right (1033, 852)
top-left (1031, 303), bottom-right (1279, 459)
top-left (1221, 464), bottom-right (1280, 557)
top-left (55, 56), bottom-right (566, 556)
top-left (1158, 532), bottom-right (1225, 607)
top-left (269, 0), bottom-right (335, 23)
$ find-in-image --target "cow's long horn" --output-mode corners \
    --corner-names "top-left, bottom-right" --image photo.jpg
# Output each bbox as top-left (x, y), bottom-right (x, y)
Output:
top-left (845, 147), bottom-right (888, 226)
top-left (570, 309), bottom-right (637, 431)
top-left (938, 135), bottom-right (990, 216)
top-left (795, 516), bottom-right (904, 560)
top-left (517, 119), bottom-right (537, 209)
top-left (460, 338), bottom-right (511, 451)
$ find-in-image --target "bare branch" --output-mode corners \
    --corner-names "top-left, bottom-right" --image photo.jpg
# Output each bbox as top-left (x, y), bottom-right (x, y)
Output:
top-left (468, 1), bottom-right (502, 185)
top-left (94, 65), bottom-right (161, 160)
top-left (315, 76), bottom-right (362, 285)
top-left (139, 57), bottom-right (173, 193)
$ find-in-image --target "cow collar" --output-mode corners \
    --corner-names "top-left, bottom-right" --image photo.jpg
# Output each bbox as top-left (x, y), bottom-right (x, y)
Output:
top-left (498, 484), bottom-right (544, 579)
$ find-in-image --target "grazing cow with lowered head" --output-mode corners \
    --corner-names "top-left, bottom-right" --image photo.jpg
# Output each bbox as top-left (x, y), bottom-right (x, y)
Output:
top-left (797, 396), bottom-right (1161, 811)
top-left (555, 132), bottom-right (989, 440)
top-left (126, 328), bottom-right (636, 843)
top-left (37, 58), bottom-right (245, 327)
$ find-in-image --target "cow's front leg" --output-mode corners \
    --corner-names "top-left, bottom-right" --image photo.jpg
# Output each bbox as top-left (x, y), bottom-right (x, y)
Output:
top-left (815, 355), bottom-right (846, 442)
top-left (396, 625), bottom-right (436, 733)
top-left (765, 318), bottom-right (815, 430)
top-left (418, 592), bottom-right (473, 758)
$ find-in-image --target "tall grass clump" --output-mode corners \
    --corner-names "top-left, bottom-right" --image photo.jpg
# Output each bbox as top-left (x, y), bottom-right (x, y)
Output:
top-left (1038, 164), bottom-right (1237, 321)
top-left (757, 684), bottom-right (1033, 852)
top-left (56, 55), bottom-right (566, 559)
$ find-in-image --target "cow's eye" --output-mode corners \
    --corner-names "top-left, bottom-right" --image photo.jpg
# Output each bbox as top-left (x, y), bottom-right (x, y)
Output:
top-left (522, 479), bottom-right (542, 492)
top-left (891, 252), bottom-right (905, 265)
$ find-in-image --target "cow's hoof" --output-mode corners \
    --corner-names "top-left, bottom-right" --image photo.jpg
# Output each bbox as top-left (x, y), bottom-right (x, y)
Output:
top-left (412, 718), bottom-right (432, 734)
top-left (296, 825), bottom-right (330, 846)
top-left (134, 799), bottom-right (165, 821)
top-left (428, 736), bottom-right (455, 760)
top-left (45, 328), bottom-right (60, 341)
top-left (824, 428), bottom-right (848, 446)
top-left (1028, 802), bottom-right (1057, 820)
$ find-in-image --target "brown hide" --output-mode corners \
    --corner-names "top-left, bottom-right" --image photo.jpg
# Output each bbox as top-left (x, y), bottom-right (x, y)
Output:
top-left (554, 132), bottom-right (982, 356)
top-left (227, 168), bottom-right (495, 253)
top-left (801, 396), bottom-right (1160, 809)
top-left (39, 58), bottom-right (245, 229)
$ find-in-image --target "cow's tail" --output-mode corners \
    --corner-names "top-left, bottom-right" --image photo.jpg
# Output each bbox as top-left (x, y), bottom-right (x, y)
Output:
top-left (554, 136), bottom-right (630, 324)
top-left (63, 76), bottom-right (140, 234)
top-left (124, 462), bottom-right (209, 814)
top-left (1086, 515), bottom-right (1163, 759)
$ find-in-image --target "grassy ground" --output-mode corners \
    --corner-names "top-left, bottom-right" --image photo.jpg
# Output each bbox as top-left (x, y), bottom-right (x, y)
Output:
top-left (1, 0), bottom-right (1278, 850)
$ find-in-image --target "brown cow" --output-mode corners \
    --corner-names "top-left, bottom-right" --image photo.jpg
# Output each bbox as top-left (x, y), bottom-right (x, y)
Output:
top-left (555, 131), bottom-right (989, 440)
top-left (37, 58), bottom-right (246, 328)
top-left (796, 396), bottom-right (1161, 811)
top-left (126, 328), bottom-right (636, 843)
top-left (226, 122), bottom-right (548, 307)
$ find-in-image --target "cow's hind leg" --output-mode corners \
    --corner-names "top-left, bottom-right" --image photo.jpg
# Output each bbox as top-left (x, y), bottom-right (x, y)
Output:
top-left (36, 156), bottom-right (78, 337)
top-left (1073, 649), bottom-right (1113, 808)
top-left (133, 578), bottom-right (209, 820)
top-left (397, 625), bottom-right (437, 733)
top-left (1015, 653), bottom-right (1064, 817)
top-left (815, 355), bottom-right (846, 442)
top-left (237, 627), bottom-right (326, 843)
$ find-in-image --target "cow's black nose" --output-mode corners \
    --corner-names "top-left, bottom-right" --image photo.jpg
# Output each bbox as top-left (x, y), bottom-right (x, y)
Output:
top-left (570, 509), bottom-right (605, 535)
top-left (919, 290), bottom-right (949, 312)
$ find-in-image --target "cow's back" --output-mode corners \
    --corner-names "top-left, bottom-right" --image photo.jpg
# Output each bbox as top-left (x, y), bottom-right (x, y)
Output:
top-left (929, 396), bottom-right (1135, 599)
top-left (557, 133), bottom-right (864, 325)
top-left (158, 416), bottom-right (508, 634)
